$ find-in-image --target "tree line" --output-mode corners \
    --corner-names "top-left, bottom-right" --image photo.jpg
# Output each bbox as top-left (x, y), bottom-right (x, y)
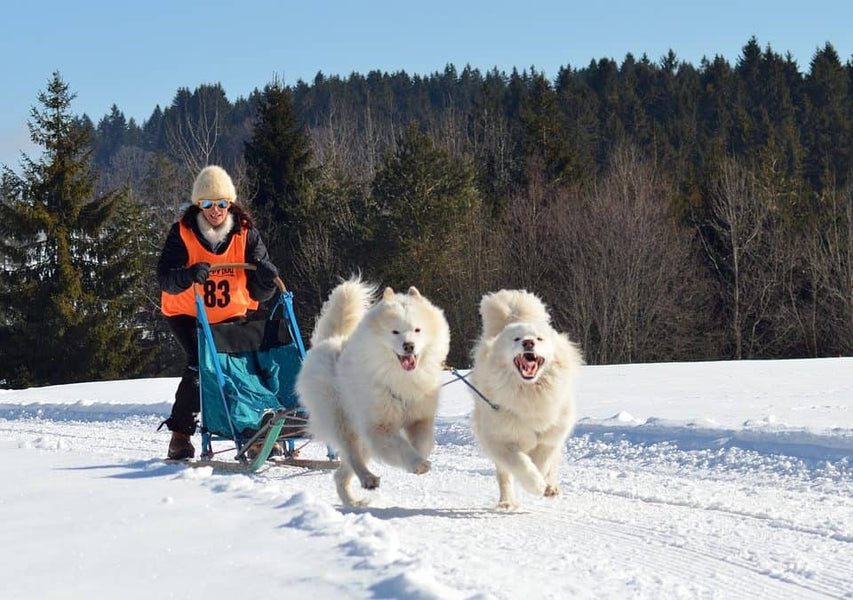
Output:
top-left (1, 36), bottom-right (851, 386)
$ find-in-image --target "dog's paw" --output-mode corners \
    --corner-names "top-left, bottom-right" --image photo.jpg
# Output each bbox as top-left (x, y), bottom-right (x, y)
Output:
top-left (411, 459), bottom-right (431, 475)
top-left (340, 494), bottom-right (371, 508)
top-left (360, 474), bottom-right (380, 490)
top-left (496, 499), bottom-right (519, 511)
top-left (544, 483), bottom-right (560, 497)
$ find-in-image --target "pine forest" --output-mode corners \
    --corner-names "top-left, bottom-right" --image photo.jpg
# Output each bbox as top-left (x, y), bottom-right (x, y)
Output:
top-left (1, 37), bottom-right (852, 386)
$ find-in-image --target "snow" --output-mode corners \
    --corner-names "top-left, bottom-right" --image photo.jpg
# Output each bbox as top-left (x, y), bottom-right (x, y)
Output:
top-left (1, 357), bottom-right (851, 599)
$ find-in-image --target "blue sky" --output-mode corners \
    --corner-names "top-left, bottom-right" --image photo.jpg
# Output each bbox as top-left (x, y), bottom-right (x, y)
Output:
top-left (2, 0), bottom-right (851, 169)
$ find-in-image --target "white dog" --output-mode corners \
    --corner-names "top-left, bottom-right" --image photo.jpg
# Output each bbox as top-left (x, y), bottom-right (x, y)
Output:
top-left (296, 277), bottom-right (451, 506)
top-left (469, 290), bottom-right (583, 509)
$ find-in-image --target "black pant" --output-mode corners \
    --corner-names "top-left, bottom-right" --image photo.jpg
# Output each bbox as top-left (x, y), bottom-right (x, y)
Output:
top-left (165, 315), bottom-right (199, 435)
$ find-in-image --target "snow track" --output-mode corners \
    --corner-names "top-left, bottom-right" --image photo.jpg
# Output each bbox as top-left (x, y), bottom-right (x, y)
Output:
top-left (2, 403), bottom-right (851, 599)
top-left (364, 432), bottom-right (853, 600)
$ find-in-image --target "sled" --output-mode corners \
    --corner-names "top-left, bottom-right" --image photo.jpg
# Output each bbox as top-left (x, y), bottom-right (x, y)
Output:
top-left (177, 263), bottom-right (338, 473)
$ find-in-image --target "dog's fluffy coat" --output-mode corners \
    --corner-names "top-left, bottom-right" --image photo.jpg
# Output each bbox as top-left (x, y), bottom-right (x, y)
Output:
top-left (470, 290), bottom-right (583, 509)
top-left (296, 277), bottom-right (450, 506)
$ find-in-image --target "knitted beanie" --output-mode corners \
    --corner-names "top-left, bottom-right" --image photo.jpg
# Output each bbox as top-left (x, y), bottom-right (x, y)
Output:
top-left (191, 165), bottom-right (236, 204)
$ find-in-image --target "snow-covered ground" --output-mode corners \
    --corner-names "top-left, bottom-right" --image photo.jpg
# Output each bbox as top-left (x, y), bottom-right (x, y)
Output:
top-left (1, 358), bottom-right (851, 599)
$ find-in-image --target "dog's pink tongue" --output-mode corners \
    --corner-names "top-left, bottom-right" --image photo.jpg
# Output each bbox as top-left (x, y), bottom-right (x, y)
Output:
top-left (515, 355), bottom-right (539, 378)
top-left (400, 355), bottom-right (417, 371)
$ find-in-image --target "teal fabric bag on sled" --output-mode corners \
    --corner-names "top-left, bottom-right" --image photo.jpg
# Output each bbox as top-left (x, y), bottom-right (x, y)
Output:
top-left (198, 318), bottom-right (302, 439)
top-left (192, 270), bottom-right (337, 471)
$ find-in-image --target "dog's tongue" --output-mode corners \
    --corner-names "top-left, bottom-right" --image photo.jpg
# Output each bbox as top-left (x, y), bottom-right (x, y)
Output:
top-left (400, 355), bottom-right (417, 371)
top-left (515, 354), bottom-right (540, 378)
top-left (521, 360), bottom-right (538, 377)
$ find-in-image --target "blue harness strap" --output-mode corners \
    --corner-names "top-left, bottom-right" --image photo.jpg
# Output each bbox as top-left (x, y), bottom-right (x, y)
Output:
top-left (445, 368), bottom-right (500, 411)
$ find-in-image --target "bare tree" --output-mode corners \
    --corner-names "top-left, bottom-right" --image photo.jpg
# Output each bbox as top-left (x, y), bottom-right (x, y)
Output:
top-left (307, 88), bottom-right (404, 186)
top-left (826, 187), bottom-right (853, 354)
top-left (700, 157), bottom-right (786, 359)
top-left (164, 86), bottom-right (225, 178)
top-left (426, 92), bottom-right (472, 163)
top-left (291, 222), bottom-right (336, 305)
top-left (97, 146), bottom-right (185, 253)
top-left (310, 94), bottom-right (364, 179)
top-left (532, 145), bottom-right (711, 364)
top-left (441, 194), bottom-right (507, 366)
top-left (501, 159), bottom-right (553, 291)
top-left (790, 187), bottom-right (853, 355)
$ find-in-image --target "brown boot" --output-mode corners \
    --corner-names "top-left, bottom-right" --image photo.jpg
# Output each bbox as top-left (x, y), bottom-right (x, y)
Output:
top-left (246, 440), bottom-right (284, 461)
top-left (167, 432), bottom-right (195, 460)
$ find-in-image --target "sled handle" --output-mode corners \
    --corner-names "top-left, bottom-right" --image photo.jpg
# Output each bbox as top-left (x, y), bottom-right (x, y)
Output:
top-left (208, 262), bottom-right (287, 292)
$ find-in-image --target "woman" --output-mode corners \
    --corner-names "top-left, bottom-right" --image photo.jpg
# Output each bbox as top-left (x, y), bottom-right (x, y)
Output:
top-left (157, 165), bottom-right (279, 460)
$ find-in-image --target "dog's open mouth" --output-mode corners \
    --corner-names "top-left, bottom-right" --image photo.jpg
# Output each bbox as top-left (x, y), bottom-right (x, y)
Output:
top-left (514, 352), bottom-right (544, 380)
top-left (397, 354), bottom-right (418, 371)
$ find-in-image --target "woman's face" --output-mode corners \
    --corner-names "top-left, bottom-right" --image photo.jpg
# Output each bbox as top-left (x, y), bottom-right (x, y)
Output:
top-left (199, 199), bottom-right (231, 228)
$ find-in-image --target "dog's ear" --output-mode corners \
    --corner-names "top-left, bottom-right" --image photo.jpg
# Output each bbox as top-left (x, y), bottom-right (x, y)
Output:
top-left (407, 286), bottom-right (422, 298)
top-left (383, 287), bottom-right (395, 301)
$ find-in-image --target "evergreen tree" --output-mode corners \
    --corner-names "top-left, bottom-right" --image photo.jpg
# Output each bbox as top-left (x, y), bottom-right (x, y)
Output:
top-left (94, 105), bottom-right (129, 166)
top-left (520, 70), bottom-right (579, 185)
top-left (800, 44), bottom-right (851, 193)
top-left (0, 72), bottom-right (150, 386)
top-left (370, 125), bottom-right (478, 290)
top-left (614, 54), bottom-right (650, 147)
top-left (731, 37), bottom-right (766, 155)
top-left (471, 68), bottom-right (515, 212)
top-left (695, 55), bottom-right (738, 203)
top-left (370, 125), bottom-right (481, 363)
top-left (554, 64), bottom-right (599, 184)
top-left (585, 57), bottom-right (624, 166)
top-left (244, 77), bottom-right (317, 290)
top-left (142, 105), bottom-right (164, 152)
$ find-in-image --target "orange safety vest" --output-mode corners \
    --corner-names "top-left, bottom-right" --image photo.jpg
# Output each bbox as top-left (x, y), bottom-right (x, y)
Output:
top-left (160, 222), bottom-right (259, 323)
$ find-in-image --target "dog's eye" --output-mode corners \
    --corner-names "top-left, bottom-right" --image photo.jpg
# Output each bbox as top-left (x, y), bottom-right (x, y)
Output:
top-left (514, 337), bottom-right (521, 342)
top-left (392, 330), bottom-right (399, 335)
top-left (414, 328), bottom-right (421, 333)
top-left (537, 337), bottom-right (543, 342)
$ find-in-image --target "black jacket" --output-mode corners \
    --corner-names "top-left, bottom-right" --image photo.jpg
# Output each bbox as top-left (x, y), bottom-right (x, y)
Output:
top-left (157, 211), bottom-right (278, 304)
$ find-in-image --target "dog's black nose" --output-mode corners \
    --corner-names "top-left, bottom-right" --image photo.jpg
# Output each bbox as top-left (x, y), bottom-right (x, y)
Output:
top-left (402, 341), bottom-right (415, 354)
top-left (522, 339), bottom-right (535, 350)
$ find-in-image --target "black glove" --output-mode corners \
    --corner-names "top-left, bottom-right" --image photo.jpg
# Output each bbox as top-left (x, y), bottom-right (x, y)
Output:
top-left (185, 262), bottom-right (211, 286)
top-left (254, 260), bottom-right (279, 285)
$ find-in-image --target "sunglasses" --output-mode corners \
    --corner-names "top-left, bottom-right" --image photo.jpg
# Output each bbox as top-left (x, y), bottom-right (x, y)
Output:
top-left (198, 199), bottom-right (232, 210)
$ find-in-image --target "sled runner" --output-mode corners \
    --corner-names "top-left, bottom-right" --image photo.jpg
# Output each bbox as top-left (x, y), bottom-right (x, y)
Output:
top-left (175, 263), bottom-right (338, 472)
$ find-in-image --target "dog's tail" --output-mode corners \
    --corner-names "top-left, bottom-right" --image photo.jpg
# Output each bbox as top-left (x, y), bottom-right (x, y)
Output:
top-left (480, 289), bottom-right (551, 338)
top-left (310, 276), bottom-right (377, 347)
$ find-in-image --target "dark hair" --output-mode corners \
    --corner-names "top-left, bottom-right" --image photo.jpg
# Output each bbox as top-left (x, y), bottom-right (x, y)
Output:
top-left (180, 202), bottom-right (256, 229)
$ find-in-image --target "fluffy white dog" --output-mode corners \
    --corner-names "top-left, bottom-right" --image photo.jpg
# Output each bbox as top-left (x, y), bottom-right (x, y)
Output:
top-left (469, 290), bottom-right (583, 509)
top-left (296, 277), bottom-right (451, 506)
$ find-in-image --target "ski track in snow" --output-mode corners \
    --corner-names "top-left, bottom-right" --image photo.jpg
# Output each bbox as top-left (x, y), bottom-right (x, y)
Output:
top-left (1, 412), bottom-right (851, 600)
